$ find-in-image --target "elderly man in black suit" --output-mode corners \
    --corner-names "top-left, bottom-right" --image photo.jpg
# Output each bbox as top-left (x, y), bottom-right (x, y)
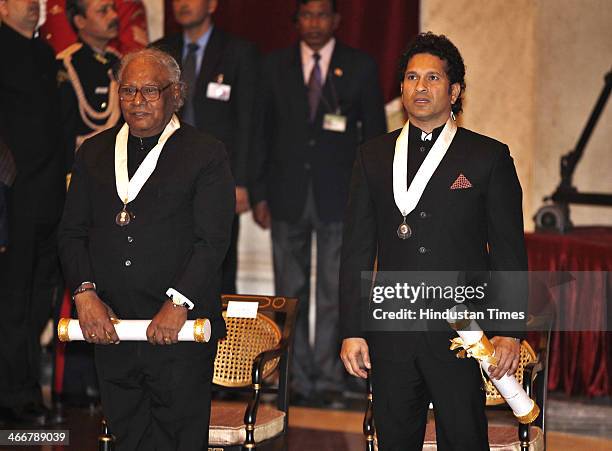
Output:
top-left (250, 0), bottom-right (386, 406)
top-left (152, 0), bottom-right (258, 294)
top-left (339, 33), bottom-right (527, 450)
top-left (58, 48), bottom-right (235, 450)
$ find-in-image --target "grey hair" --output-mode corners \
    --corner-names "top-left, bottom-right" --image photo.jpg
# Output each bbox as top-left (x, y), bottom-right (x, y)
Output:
top-left (116, 48), bottom-right (187, 110)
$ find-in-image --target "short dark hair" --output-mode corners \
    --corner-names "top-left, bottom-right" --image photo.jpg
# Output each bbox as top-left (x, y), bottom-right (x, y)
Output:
top-left (398, 32), bottom-right (466, 115)
top-left (296, 0), bottom-right (338, 14)
top-left (66, 0), bottom-right (88, 34)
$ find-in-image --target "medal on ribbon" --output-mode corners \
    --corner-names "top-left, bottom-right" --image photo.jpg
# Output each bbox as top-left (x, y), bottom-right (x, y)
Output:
top-left (114, 115), bottom-right (180, 227)
top-left (397, 216), bottom-right (412, 239)
top-left (392, 116), bottom-right (457, 240)
top-left (115, 199), bottom-right (131, 227)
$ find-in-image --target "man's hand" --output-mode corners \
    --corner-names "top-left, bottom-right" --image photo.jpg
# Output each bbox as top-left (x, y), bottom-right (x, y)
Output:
top-left (146, 300), bottom-right (188, 345)
top-left (488, 336), bottom-right (521, 380)
top-left (252, 201), bottom-right (271, 229)
top-left (235, 186), bottom-right (250, 214)
top-left (340, 337), bottom-right (371, 379)
top-left (74, 291), bottom-right (120, 345)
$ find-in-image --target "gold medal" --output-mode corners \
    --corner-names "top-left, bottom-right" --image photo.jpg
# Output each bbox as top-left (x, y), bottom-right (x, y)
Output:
top-left (115, 201), bottom-right (131, 227)
top-left (397, 217), bottom-right (412, 239)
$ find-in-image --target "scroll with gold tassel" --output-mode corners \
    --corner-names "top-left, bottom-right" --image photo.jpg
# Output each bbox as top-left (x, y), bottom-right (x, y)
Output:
top-left (447, 308), bottom-right (539, 424)
top-left (57, 318), bottom-right (211, 343)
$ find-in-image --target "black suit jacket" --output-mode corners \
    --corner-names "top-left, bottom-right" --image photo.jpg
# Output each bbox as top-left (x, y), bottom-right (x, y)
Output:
top-left (152, 28), bottom-right (258, 187)
top-left (58, 124), bottom-right (235, 340)
top-left (0, 23), bottom-right (64, 224)
top-left (250, 41), bottom-right (386, 223)
top-left (339, 127), bottom-right (528, 361)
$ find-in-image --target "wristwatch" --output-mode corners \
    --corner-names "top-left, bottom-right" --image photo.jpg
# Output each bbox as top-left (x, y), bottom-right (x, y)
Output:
top-left (171, 298), bottom-right (190, 310)
top-left (72, 281), bottom-right (96, 301)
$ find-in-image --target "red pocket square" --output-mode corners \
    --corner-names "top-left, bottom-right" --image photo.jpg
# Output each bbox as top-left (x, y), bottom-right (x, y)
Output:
top-left (450, 173), bottom-right (472, 190)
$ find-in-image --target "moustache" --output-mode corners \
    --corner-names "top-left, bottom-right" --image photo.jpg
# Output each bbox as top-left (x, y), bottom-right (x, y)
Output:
top-left (108, 20), bottom-right (119, 31)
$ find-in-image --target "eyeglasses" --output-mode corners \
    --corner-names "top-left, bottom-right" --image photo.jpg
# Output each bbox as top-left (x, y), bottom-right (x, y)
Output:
top-left (119, 83), bottom-right (172, 102)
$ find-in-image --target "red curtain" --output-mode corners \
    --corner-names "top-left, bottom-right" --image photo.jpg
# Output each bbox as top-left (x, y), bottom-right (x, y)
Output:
top-left (526, 227), bottom-right (612, 397)
top-left (164, 0), bottom-right (419, 103)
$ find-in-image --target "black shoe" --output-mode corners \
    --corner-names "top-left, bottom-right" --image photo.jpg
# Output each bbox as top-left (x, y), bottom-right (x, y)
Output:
top-left (60, 391), bottom-right (101, 409)
top-left (2, 403), bottom-right (49, 426)
top-left (0, 407), bottom-right (13, 427)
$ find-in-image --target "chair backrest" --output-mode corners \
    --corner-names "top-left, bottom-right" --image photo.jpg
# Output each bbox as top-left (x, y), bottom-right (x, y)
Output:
top-left (213, 294), bottom-right (297, 388)
top-left (484, 341), bottom-right (537, 406)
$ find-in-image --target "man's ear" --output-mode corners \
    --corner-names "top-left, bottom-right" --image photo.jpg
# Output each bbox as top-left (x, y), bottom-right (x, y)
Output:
top-left (0, 0), bottom-right (9, 19)
top-left (208, 0), bottom-right (218, 15)
top-left (450, 82), bottom-right (461, 105)
top-left (73, 14), bottom-right (87, 32)
top-left (332, 13), bottom-right (341, 32)
top-left (173, 82), bottom-right (184, 108)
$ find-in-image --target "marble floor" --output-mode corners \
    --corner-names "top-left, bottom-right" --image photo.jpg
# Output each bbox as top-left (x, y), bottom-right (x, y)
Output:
top-left (1, 400), bottom-right (610, 451)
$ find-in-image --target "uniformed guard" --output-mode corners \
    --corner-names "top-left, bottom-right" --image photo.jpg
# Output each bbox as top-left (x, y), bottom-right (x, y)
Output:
top-left (54, 0), bottom-right (121, 408)
top-left (58, 0), bottom-right (121, 177)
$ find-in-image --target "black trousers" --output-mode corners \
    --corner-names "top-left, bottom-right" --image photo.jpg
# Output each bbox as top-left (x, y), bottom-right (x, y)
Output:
top-left (271, 186), bottom-right (344, 397)
top-left (95, 341), bottom-right (217, 451)
top-left (371, 335), bottom-right (490, 451)
top-left (221, 214), bottom-right (239, 294)
top-left (0, 219), bottom-right (59, 408)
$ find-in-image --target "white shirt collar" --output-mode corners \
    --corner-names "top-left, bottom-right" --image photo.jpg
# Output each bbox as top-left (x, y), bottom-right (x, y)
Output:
top-left (421, 131), bottom-right (433, 141)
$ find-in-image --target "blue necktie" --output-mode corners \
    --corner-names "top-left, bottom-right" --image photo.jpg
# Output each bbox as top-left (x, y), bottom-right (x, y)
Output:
top-left (181, 42), bottom-right (200, 126)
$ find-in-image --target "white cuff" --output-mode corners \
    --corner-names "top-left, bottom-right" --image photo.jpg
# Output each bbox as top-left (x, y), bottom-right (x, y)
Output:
top-left (166, 288), bottom-right (195, 310)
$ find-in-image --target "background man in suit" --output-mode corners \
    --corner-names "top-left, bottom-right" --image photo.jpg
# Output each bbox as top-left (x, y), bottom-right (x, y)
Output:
top-left (250, 0), bottom-right (386, 406)
top-left (0, 0), bottom-right (64, 425)
top-left (152, 0), bottom-right (258, 294)
top-left (339, 33), bottom-right (527, 450)
top-left (58, 48), bottom-right (235, 449)
top-left (55, 0), bottom-right (122, 406)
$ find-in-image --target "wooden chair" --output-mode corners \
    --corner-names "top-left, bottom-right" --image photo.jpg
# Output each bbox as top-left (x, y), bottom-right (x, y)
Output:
top-left (364, 316), bottom-right (552, 451)
top-left (208, 294), bottom-right (297, 451)
top-left (98, 294), bottom-right (297, 451)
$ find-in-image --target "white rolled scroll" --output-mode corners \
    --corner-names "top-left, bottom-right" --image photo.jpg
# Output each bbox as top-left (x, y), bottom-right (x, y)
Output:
top-left (448, 315), bottom-right (540, 424)
top-left (58, 318), bottom-right (211, 343)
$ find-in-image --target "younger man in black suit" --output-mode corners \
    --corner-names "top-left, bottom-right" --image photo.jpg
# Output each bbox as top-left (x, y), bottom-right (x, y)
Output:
top-left (340, 33), bottom-right (527, 450)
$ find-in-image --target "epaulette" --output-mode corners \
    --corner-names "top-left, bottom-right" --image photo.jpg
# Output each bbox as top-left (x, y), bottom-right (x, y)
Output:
top-left (56, 42), bottom-right (83, 61)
